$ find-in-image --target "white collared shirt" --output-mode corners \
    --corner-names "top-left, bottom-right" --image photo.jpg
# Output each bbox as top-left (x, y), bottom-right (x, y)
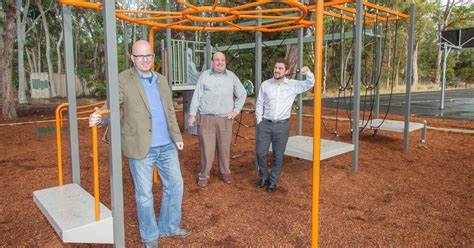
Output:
top-left (256, 72), bottom-right (314, 124)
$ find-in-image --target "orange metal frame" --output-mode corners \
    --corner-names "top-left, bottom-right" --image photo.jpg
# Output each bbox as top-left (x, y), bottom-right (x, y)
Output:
top-left (59, 0), bottom-right (408, 33)
top-left (55, 101), bottom-right (105, 186)
top-left (91, 109), bottom-right (110, 221)
top-left (57, 0), bottom-right (409, 245)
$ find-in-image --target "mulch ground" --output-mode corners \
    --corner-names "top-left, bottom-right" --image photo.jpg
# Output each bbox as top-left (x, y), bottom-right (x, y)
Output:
top-left (0, 102), bottom-right (473, 247)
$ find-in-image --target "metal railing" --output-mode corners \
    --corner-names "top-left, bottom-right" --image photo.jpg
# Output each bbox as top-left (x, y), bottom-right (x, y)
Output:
top-left (55, 101), bottom-right (105, 186)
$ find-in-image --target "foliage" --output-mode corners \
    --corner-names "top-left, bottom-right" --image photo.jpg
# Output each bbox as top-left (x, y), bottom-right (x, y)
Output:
top-left (90, 81), bottom-right (107, 100)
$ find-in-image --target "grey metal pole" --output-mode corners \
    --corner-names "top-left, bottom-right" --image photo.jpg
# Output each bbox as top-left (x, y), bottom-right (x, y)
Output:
top-left (374, 23), bottom-right (382, 119)
top-left (166, 1), bottom-right (173, 88)
top-left (161, 39), bottom-right (166, 75)
top-left (440, 44), bottom-right (447, 109)
top-left (62, 5), bottom-right (81, 184)
top-left (351, 0), bottom-right (363, 172)
top-left (123, 21), bottom-right (129, 69)
top-left (182, 36), bottom-right (187, 84)
top-left (296, 25), bottom-right (304, 135)
top-left (255, 9), bottom-right (262, 173)
top-left (255, 9), bottom-right (262, 99)
top-left (16, 0), bottom-right (26, 103)
top-left (102, 1), bottom-right (125, 246)
top-left (206, 33), bottom-right (211, 70)
top-left (403, 1), bottom-right (416, 152)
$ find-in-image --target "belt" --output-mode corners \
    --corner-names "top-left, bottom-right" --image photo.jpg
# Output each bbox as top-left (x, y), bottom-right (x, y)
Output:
top-left (264, 118), bottom-right (289, 124)
top-left (201, 114), bottom-right (226, 117)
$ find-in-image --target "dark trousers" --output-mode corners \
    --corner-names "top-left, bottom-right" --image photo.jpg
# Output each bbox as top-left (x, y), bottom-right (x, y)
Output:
top-left (256, 118), bottom-right (290, 184)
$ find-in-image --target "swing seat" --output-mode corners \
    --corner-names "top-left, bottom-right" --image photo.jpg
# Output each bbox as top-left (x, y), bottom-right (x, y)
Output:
top-left (271, 135), bottom-right (354, 161)
top-left (363, 119), bottom-right (427, 143)
top-left (33, 184), bottom-right (114, 244)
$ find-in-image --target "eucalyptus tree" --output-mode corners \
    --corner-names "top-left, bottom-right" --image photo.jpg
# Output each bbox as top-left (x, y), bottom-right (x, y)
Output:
top-left (2, 0), bottom-right (17, 119)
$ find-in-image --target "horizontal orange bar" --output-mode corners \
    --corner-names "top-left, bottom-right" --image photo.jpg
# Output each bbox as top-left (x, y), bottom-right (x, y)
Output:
top-left (236, 7), bottom-right (299, 15)
top-left (330, 4), bottom-right (388, 22)
top-left (323, 10), bottom-right (355, 22)
top-left (58, 0), bottom-right (101, 10)
top-left (115, 10), bottom-right (180, 15)
top-left (230, 0), bottom-right (272, 11)
top-left (324, 0), bottom-right (354, 7)
top-left (363, 1), bottom-right (409, 19)
top-left (239, 14), bottom-right (300, 20)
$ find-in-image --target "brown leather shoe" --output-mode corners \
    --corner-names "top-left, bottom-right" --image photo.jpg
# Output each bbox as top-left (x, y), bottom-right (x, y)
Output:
top-left (221, 174), bottom-right (233, 184)
top-left (197, 178), bottom-right (209, 188)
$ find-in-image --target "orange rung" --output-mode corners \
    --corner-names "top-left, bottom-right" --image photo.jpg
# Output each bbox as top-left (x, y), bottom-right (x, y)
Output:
top-left (153, 166), bottom-right (158, 184)
top-left (91, 109), bottom-right (110, 221)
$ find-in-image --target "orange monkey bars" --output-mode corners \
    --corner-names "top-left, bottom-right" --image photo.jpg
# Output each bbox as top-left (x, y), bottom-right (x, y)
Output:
top-left (59, 0), bottom-right (408, 33)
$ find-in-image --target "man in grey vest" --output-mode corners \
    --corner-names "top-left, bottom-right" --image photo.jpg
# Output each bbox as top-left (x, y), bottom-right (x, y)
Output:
top-left (89, 40), bottom-right (190, 248)
top-left (255, 58), bottom-right (314, 193)
top-left (188, 51), bottom-right (247, 188)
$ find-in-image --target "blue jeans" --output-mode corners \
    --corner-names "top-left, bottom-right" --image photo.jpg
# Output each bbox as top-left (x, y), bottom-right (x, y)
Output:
top-left (128, 142), bottom-right (184, 243)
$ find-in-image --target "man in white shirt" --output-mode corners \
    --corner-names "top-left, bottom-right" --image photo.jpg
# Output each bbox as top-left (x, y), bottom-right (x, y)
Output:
top-left (255, 58), bottom-right (314, 193)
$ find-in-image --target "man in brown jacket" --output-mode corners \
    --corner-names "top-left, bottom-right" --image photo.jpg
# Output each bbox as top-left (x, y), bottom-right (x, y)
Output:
top-left (89, 40), bottom-right (189, 248)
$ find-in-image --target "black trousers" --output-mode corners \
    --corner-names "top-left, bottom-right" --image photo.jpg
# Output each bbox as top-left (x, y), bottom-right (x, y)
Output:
top-left (255, 118), bottom-right (290, 184)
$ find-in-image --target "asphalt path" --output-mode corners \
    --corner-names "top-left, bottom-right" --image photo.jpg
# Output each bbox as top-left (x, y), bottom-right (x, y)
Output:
top-left (304, 88), bottom-right (474, 121)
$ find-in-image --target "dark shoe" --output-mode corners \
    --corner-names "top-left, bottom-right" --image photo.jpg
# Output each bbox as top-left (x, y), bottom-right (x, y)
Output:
top-left (144, 239), bottom-right (159, 248)
top-left (173, 228), bottom-right (191, 238)
top-left (221, 174), bottom-right (233, 184)
top-left (267, 183), bottom-right (276, 193)
top-left (197, 178), bottom-right (209, 188)
top-left (256, 178), bottom-right (268, 188)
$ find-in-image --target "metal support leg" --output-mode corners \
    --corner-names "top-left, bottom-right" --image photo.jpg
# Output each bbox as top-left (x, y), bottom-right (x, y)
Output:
top-left (422, 120), bottom-right (427, 144)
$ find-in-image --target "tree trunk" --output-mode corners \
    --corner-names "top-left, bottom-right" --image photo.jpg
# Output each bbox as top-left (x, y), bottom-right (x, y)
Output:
top-left (16, 0), bottom-right (29, 104)
top-left (2, 0), bottom-right (18, 119)
top-left (435, 0), bottom-right (457, 85)
top-left (322, 41), bottom-right (328, 94)
top-left (0, 9), bottom-right (5, 97)
top-left (56, 7), bottom-right (64, 94)
top-left (75, 15), bottom-right (81, 73)
top-left (122, 20), bottom-right (129, 69)
top-left (285, 44), bottom-right (298, 78)
top-left (93, 43), bottom-right (99, 81)
top-left (37, 0), bottom-right (57, 97)
top-left (413, 41), bottom-right (419, 86)
top-left (386, 32), bottom-right (392, 88)
top-left (26, 48), bottom-right (34, 74)
top-left (37, 34), bottom-right (41, 72)
top-left (395, 57), bottom-right (401, 87)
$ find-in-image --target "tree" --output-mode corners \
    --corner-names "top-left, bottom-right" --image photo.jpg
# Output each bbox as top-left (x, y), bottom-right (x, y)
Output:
top-left (434, 0), bottom-right (465, 85)
top-left (37, 0), bottom-right (57, 97)
top-left (16, 0), bottom-right (30, 104)
top-left (2, 0), bottom-right (18, 119)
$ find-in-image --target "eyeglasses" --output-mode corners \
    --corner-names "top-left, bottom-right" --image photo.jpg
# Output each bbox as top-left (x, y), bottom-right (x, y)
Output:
top-left (132, 54), bottom-right (155, 61)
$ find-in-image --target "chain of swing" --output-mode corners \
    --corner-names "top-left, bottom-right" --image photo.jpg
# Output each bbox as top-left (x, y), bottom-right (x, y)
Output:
top-left (321, 5), bottom-right (400, 137)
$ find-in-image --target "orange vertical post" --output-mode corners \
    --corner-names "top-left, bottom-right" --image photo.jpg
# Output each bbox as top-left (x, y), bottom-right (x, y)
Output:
top-left (55, 103), bottom-right (69, 186)
top-left (149, 27), bottom-right (156, 71)
top-left (91, 109), bottom-right (109, 221)
top-left (312, 0), bottom-right (324, 247)
top-left (92, 123), bottom-right (100, 221)
top-left (153, 166), bottom-right (158, 184)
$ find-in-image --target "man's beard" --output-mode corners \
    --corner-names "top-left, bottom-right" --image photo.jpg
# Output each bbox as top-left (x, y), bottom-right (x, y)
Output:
top-left (273, 73), bottom-right (285, 80)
